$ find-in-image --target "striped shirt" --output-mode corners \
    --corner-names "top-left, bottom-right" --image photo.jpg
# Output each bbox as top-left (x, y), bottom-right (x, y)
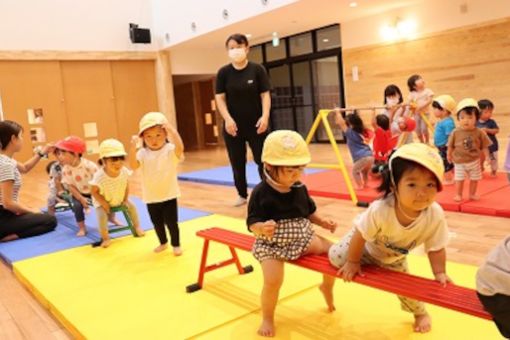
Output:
top-left (89, 167), bottom-right (131, 208)
top-left (0, 154), bottom-right (22, 203)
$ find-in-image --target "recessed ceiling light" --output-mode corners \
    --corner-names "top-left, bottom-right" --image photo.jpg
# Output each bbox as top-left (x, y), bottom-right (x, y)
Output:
top-left (322, 38), bottom-right (330, 42)
top-left (349, 2), bottom-right (358, 7)
top-left (246, 33), bottom-right (252, 38)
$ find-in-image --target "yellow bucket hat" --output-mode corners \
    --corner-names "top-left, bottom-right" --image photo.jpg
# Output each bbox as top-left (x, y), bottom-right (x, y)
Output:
top-left (139, 112), bottom-right (168, 136)
top-left (262, 130), bottom-right (311, 166)
top-left (99, 139), bottom-right (127, 159)
top-left (389, 143), bottom-right (444, 191)
top-left (434, 95), bottom-right (457, 113)
top-left (456, 98), bottom-right (478, 114)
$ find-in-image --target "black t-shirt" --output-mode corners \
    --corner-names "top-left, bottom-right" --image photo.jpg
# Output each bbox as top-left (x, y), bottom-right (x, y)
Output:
top-left (215, 62), bottom-right (271, 137)
top-left (246, 181), bottom-right (317, 231)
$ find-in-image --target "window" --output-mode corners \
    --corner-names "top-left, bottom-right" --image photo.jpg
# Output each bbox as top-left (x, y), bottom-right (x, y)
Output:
top-left (250, 45), bottom-right (263, 64)
top-left (316, 25), bottom-right (341, 51)
top-left (265, 39), bottom-right (286, 61)
top-left (289, 32), bottom-right (312, 56)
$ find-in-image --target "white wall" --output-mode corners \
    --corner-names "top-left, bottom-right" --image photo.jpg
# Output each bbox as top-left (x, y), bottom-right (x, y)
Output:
top-left (342, 0), bottom-right (510, 50)
top-left (151, 0), bottom-right (297, 48)
top-left (0, 0), bottom-right (154, 51)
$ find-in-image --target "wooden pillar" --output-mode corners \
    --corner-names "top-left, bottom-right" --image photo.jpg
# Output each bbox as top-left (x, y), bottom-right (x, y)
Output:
top-left (155, 50), bottom-right (177, 127)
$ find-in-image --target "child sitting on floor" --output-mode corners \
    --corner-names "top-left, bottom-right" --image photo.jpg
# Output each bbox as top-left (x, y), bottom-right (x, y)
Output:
top-left (329, 143), bottom-right (451, 333)
top-left (248, 130), bottom-right (337, 337)
top-left (90, 139), bottom-right (145, 248)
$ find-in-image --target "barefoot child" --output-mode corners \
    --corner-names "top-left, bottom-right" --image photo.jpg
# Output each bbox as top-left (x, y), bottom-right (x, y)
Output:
top-left (447, 98), bottom-right (492, 202)
top-left (90, 139), bottom-right (145, 248)
top-left (477, 99), bottom-right (500, 177)
top-left (432, 95), bottom-right (456, 184)
top-left (57, 136), bottom-right (120, 236)
top-left (329, 143), bottom-right (452, 333)
top-left (248, 130), bottom-right (337, 337)
top-left (129, 112), bottom-right (184, 255)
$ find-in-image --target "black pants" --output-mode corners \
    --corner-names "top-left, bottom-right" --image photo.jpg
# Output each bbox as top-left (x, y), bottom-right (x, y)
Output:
top-left (71, 194), bottom-right (92, 223)
top-left (0, 207), bottom-right (57, 240)
top-left (147, 199), bottom-right (180, 247)
top-left (223, 131), bottom-right (266, 198)
top-left (478, 292), bottom-right (510, 338)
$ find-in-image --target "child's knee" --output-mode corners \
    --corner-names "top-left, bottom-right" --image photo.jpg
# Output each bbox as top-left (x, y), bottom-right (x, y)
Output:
top-left (328, 241), bottom-right (350, 268)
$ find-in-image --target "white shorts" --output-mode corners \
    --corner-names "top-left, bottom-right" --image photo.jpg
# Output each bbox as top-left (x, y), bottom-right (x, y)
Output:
top-left (454, 159), bottom-right (482, 181)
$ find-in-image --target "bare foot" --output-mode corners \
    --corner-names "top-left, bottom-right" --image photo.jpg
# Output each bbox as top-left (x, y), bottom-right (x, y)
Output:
top-left (0, 234), bottom-right (19, 242)
top-left (319, 283), bottom-right (336, 312)
top-left (173, 247), bottom-right (183, 256)
top-left (469, 194), bottom-right (480, 201)
top-left (154, 243), bottom-right (168, 253)
top-left (101, 239), bottom-right (111, 248)
top-left (76, 229), bottom-right (87, 237)
top-left (453, 195), bottom-right (462, 202)
top-left (413, 313), bottom-right (431, 333)
top-left (257, 319), bottom-right (275, 337)
top-left (135, 227), bottom-right (145, 237)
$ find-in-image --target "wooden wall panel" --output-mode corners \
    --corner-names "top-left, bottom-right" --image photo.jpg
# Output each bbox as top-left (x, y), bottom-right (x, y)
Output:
top-left (343, 19), bottom-right (510, 147)
top-left (60, 61), bottom-right (118, 156)
top-left (0, 61), bottom-right (67, 160)
top-left (110, 61), bottom-right (159, 149)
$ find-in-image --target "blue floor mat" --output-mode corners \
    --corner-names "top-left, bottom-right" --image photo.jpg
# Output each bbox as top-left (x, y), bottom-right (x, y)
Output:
top-left (0, 197), bottom-right (210, 265)
top-left (178, 161), bottom-right (324, 188)
top-left (57, 196), bottom-right (211, 241)
top-left (0, 223), bottom-right (95, 265)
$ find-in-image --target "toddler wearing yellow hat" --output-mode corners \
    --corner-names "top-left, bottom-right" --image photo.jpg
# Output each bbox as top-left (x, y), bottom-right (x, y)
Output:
top-left (129, 112), bottom-right (184, 255)
top-left (329, 143), bottom-right (451, 333)
top-left (90, 139), bottom-right (145, 248)
top-left (248, 130), bottom-right (338, 337)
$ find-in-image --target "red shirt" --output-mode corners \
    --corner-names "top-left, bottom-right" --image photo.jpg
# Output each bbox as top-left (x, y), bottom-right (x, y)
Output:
top-left (373, 127), bottom-right (397, 161)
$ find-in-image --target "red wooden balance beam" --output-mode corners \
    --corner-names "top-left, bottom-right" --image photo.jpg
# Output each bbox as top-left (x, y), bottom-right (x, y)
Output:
top-left (186, 227), bottom-right (491, 320)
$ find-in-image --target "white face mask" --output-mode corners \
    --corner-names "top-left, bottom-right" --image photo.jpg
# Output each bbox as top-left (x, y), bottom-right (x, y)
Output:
top-left (386, 97), bottom-right (399, 106)
top-left (228, 48), bottom-right (247, 63)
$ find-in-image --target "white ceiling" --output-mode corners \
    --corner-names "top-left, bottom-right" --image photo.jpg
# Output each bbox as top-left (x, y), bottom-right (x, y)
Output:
top-left (169, 0), bottom-right (422, 50)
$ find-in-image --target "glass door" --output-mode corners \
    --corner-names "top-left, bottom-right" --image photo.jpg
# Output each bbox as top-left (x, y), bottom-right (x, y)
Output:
top-left (312, 55), bottom-right (344, 142)
top-left (268, 64), bottom-right (294, 131)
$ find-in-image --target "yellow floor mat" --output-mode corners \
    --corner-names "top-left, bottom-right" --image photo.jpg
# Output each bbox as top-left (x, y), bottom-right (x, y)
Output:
top-left (13, 214), bottom-right (322, 339)
top-left (191, 256), bottom-right (500, 340)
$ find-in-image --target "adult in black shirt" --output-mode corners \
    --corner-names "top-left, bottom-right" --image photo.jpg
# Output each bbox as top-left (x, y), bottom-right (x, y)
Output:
top-left (215, 33), bottom-right (271, 206)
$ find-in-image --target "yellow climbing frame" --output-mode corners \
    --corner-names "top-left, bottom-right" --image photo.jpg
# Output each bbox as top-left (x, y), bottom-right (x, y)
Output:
top-left (305, 109), bottom-right (359, 205)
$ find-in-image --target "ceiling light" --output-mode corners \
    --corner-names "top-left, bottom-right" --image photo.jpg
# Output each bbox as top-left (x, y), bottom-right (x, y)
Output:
top-left (322, 38), bottom-right (330, 42)
top-left (349, 2), bottom-right (358, 7)
top-left (246, 34), bottom-right (252, 38)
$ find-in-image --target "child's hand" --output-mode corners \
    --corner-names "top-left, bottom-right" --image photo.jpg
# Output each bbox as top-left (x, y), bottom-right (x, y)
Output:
top-left (40, 143), bottom-right (55, 155)
top-left (130, 135), bottom-right (141, 149)
top-left (447, 154), bottom-right (452, 163)
top-left (81, 198), bottom-right (90, 214)
top-left (337, 260), bottom-right (363, 282)
top-left (434, 272), bottom-right (453, 287)
top-left (321, 219), bottom-right (338, 233)
top-left (260, 220), bottom-right (276, 239)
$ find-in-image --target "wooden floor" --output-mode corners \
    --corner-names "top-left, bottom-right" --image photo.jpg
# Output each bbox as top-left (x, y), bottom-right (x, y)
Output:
top-left (1, 143), bottom-right (508, 339)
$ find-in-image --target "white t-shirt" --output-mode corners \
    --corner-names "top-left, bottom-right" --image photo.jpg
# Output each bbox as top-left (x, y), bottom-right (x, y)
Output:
top-left (408, 88), bottom-right (434, 115)
top-left (476, 236), bottom-right (510, 296)
top-left (0, 154), bottom-right (21, 203)
top-left (61, 158), bottom-right (98, 195)
top-left (89, 167), bottom-right (131, 208)
top-left (355, 194), bottom-right (449, 264)
top-left (136, 143), bottom-right (182, 203)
